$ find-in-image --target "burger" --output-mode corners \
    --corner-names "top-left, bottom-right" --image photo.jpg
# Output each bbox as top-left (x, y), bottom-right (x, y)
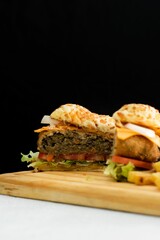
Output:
top-left (104, 103), bottom-right (160, 181)
top-left (21, 103), bottom-right (116, 171)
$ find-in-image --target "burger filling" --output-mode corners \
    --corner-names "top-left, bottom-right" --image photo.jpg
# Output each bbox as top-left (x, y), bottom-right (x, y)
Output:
top-left (21, 127), bottom-right (115, 171)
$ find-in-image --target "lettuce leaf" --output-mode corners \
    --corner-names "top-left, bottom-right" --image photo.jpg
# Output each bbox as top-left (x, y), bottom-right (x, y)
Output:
top-left (21, 151), bottom-right (39, 163)
top-left (104, 159), bottom-right (135, 182)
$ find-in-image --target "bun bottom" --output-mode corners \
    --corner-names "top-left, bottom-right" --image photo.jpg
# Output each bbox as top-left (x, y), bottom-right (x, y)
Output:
top-left (31, 162), bottom-right (106, 172)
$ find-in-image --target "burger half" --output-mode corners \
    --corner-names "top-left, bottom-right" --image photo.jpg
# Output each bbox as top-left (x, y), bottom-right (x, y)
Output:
top-left (21, 103), bottom-right (116, 171)
top-left (104, 103), bottom-right (160, 181)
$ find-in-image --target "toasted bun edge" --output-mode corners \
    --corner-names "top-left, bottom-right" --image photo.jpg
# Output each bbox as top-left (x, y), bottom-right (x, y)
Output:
top-left (112, 103), bottom-right (160, 136)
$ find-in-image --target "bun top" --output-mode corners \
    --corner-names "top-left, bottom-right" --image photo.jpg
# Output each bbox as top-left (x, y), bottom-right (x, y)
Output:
top-left (50, 103), bottom-right (116, 134)
top-left (112, 103), bottom-right (160, 135)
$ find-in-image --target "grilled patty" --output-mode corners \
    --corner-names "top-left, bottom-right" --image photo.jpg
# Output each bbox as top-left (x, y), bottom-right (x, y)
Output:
top-left (37, 128), bottom-right (115, 157)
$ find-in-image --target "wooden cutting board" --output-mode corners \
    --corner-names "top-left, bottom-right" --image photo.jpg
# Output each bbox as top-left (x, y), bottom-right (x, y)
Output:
top-left (0, 170), bottom-right (160, 216)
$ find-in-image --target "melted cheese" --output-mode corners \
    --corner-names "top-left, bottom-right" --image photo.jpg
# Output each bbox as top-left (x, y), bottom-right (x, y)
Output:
top-left (34, 126), bottom-right (51, 133)
top-left (117, 127), bottom-right (160, 147)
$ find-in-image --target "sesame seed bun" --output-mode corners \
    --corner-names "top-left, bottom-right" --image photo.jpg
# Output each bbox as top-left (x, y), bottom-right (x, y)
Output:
top-left (50, 103), bottom-right (116, 134)
top-left (112, 103), bottom-right (160, 136)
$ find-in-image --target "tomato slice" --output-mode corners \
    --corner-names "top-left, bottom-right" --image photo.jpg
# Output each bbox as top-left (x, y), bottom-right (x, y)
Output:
top-left (111, 155), bottom-right (153, 170)
top-left (38, 152), bottom-right (54, 161)
top-left (38, 152), bottom-right (106, 162)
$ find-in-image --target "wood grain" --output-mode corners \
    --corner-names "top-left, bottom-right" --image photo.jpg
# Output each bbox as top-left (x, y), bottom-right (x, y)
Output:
top-left (0, 170), bottom-right (160, 216)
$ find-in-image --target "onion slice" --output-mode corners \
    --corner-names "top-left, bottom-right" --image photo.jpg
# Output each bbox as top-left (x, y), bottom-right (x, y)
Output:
top-left (41, 115), bottom-right (59, 126)
top-left (124, 123), bottom-right (155, 138)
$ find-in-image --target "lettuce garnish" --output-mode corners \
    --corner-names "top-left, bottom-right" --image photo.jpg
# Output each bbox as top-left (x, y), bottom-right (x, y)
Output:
top-left (21, 151), bottom-right (39, 163)
top-left (104, 159), bottom-right (135, 182)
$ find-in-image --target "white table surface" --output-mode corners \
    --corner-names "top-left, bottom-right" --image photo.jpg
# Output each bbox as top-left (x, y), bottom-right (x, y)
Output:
top-left (0, 194), bottom-right (159, 240)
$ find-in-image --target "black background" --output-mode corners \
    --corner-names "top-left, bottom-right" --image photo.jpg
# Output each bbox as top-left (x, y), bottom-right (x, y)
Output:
top-left (1, 0), bottom-right (160, 173)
